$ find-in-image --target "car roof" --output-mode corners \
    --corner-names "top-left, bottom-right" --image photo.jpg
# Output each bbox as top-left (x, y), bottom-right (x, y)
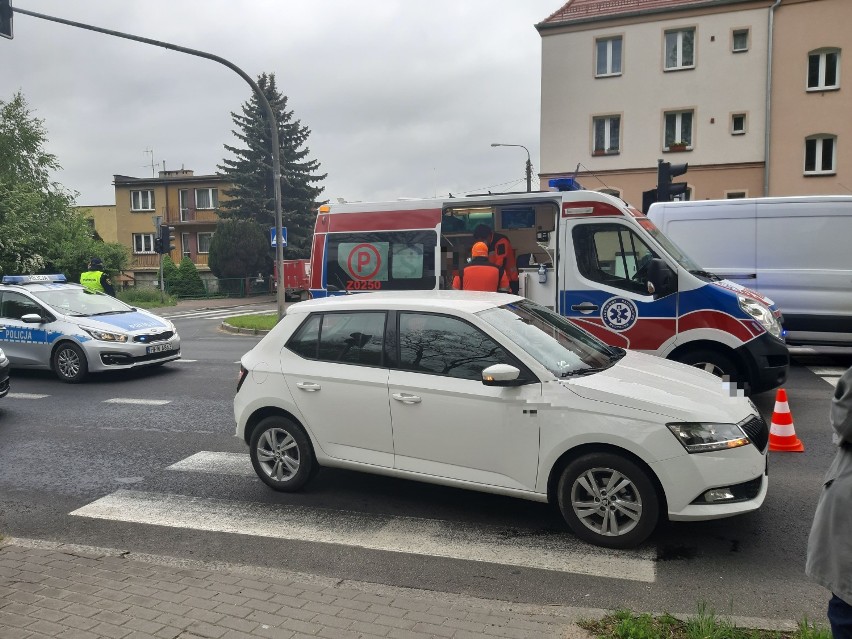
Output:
top-left (0, 282), bottom-right (85, 294)
top-left (288, 290), bottom-right (522, 315)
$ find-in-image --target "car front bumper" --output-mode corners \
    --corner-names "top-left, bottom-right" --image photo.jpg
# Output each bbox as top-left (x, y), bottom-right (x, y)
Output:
top-left (84, 335), bottom-right (181, 372)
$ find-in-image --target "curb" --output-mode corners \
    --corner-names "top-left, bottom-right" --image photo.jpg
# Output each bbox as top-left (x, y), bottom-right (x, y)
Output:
top-left (220, 320), bottom-right (271, 336)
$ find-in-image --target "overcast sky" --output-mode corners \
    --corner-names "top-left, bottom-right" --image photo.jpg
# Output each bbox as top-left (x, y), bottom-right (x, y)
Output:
top-left (2, 1), bottom-right (559, 206)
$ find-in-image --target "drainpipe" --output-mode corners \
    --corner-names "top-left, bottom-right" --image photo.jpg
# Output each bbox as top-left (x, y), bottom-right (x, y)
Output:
top-left (764, 0), bottom-right (782, 196)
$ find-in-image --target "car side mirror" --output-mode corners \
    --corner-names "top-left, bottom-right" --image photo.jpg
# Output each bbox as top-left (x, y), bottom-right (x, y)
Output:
top-left (646, 258), bottom-right (676, 298)
top-left (482, 363), bottom-right (523, 386)
top-left (21, 313), bottom-right (46, 324)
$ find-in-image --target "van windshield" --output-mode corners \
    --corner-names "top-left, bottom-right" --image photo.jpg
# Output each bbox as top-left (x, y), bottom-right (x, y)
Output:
top-left (478, 300), bottom-right (620, 377)
top-left (636, 218), bottom-right (701, 271)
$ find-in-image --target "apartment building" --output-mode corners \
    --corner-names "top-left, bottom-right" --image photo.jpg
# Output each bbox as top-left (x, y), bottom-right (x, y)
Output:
top-left (537, 0), bottom-right (850, 207)
top-left (112, 169), bottom-right (229, 286)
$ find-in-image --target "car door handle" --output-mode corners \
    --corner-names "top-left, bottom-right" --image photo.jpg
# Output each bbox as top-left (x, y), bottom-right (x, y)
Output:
top-left (296, 382), bottom-right (321, 392)
top-left (571, 302), bottom-right (599, 314)
top-left (392, 393), bottom-right (422, 404)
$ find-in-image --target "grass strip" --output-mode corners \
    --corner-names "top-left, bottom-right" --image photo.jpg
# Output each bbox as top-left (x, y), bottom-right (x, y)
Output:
top-left (224, 313), bottom-right (279, 332)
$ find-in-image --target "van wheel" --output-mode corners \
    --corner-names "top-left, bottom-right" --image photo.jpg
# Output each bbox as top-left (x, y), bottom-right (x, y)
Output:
top-left (557, 453), bottom-right (658, 549)
top-left (249, 416), bottom-right (315, 492)
top-left (677, 349), bottom-right (742, 384)
top-left (53, 342), bottom-right (88, 383)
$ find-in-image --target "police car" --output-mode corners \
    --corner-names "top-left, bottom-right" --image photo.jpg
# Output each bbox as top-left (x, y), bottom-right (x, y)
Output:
top-left (0, 274), bottom-right (180, 383)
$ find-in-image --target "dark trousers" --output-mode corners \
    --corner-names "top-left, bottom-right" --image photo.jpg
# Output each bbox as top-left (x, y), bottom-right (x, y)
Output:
top-left (829, 594), bottom-right (852, 639)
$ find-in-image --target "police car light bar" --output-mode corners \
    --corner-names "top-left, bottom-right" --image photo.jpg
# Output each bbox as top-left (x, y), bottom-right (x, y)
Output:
top-left (2, 274), bottom-right (67, 284)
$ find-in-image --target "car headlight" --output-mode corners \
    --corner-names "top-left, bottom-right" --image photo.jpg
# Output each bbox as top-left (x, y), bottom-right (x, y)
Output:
top-left (666, 422), bottom-right (751, 453)
top-left (738, 295), bottom-right (782, 340)
top-left (81, 327), bottom-right (129, 343)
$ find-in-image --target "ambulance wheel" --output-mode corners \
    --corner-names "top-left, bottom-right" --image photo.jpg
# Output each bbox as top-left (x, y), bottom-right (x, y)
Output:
top-left (53, 342), bottom-right (89, 384)
top-left (249, 416), bottom-right (315, 492)
top-left (677, 349), bottom-right (741, 383)
top-left (557, 452), bottom-right (658, 549)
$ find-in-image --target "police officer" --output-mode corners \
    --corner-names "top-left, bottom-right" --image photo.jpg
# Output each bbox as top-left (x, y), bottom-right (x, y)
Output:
top-left (80, 258), bottom-right (116, 296)
top-left (451, 242), bottom-right (511, 292)
top-left (473, 224), bottom-right (519, 294)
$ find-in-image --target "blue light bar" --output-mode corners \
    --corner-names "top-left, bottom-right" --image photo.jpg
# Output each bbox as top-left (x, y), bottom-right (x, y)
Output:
top-left (549, 178), bottom-right (583, 191)
top-left (2, 274), bottom-right (67, 284)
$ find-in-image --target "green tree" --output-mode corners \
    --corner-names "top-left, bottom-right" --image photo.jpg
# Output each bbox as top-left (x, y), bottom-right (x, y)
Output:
top-left (217, 72), bottom-right (325, 260)
top-left (208, 218), bottom-right (269, 282)
top-left (168, 257), bottom-right (207, 298)
top-left (0, 92), bottom-right (128, 278)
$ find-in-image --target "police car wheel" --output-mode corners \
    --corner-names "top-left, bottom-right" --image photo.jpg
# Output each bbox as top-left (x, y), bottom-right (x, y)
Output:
top-left (249, 416), bottom-right (315, 492)
top-left (52, 342), bottom-right (88, 384)
top-left (557, 452), bottom-right (659, 549)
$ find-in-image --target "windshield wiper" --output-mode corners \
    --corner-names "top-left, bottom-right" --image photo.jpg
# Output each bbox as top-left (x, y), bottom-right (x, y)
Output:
top-left (85, 309), bottom-right (134, 316)
top-left (688, 269), bottom-right (721, 281)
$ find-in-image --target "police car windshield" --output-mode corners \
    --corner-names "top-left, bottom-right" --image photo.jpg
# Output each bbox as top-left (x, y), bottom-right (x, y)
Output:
top-left (31, 288), bottom-right (132, 317)
top-left (478, 300), bottom-right (617, 377)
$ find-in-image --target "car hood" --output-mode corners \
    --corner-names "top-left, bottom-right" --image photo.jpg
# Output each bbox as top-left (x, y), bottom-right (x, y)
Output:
top-left (74, 311), bottom-right (171, 335)
top-left (563, 350), bottom-right (753, 423)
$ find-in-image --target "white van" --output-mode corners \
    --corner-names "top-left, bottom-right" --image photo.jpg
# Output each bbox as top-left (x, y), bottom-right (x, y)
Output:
top-left (648, 196), bottom-right (852, 346)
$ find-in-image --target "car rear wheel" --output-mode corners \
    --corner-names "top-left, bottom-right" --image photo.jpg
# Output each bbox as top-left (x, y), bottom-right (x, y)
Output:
top-left (557, 452), bottom-right (659, 549)
top-left (249, 416), bottom-right (315, 492)
top-left (53, 342), bottom-right (88, 383)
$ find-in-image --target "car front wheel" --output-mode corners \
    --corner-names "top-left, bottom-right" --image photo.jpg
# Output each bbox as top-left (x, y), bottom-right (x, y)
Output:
top-left (249, 416), bottom-right (315, 492)
top-left (53, 342), bottom-right (88, 383)
top-left (557, 452), bottom-right (659, 549)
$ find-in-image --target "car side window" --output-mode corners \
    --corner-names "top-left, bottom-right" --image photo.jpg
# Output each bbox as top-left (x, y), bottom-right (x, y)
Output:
top-left (397, 312), bottom-right (516, 381)
top-left (286, 314), bottom-right (321, 359)
top-left (0, 292), bottom-right (44, 320)
top-left (573, 223), bottom-right (658, 295)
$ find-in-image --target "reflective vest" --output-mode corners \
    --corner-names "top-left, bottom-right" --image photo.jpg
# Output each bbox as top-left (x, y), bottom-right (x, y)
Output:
top-left (80, 270), bottom-right (105, 293)
top-left (451, 259), bottom-right (510, 292)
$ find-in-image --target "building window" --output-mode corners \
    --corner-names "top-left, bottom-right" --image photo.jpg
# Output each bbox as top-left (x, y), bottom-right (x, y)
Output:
top-left (133, 233), bottom-right (155, 254)
top-left (592, 115), bottom-right (621, 154)
top-left (731, 113), bottom-right (747, 135)
top-left (195, 188), bottom-right (218, 210)
top-left (197, 232), bottom-right (214, 254)
top-left (181, 232), bottom-right (191, 258)
top-left (726, 191), bottom-right (747, 199)
top-left (664, 110), bottom-right (693, 150)
top-left (804, 135), bottom-right (836, 174)
top-left (732, 29), bottom-right (749, 53)
top-left (664, 28), bottom-right (695, 70)
top-left (808, 49), bottom-right (840, 91)
top-left (130, 190), bottom-right (154, 211)
top-left (595, 36), bottom-right (622, 77)
top-left (672, 187), bottom-right (692, 202)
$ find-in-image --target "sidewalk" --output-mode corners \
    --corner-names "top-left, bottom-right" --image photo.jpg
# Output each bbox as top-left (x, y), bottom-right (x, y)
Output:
top-left (167, 294), bottom-right (278, 312)
top-left (0, 538), bottom-right (595, 639)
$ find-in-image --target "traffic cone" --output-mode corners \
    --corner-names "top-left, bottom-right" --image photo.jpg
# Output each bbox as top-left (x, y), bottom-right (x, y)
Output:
top-left (768, 388), bottom-right (804, 452)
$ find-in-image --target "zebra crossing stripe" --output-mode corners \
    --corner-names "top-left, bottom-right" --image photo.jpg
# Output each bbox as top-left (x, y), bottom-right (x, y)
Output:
top-left (807, 366), bottom-right (845, 388)
top-left (104, 398), bottom-right (172, 405)
top-left (166, 451), bottom-right (254, 476)
top-left (7, 393), bottom-right (50, 399)
top-left (70, 488), bottom-right (656, 583)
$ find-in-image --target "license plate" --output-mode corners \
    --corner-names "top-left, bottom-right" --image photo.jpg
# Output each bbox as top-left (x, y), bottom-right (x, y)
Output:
top-left (147, 343), bottom-right (174, 354)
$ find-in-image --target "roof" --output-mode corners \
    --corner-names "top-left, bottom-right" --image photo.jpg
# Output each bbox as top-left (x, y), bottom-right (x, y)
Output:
top-left (538, 0), bottom-right (750, 27)
top-left (289, 290), bottom-right (522, 315)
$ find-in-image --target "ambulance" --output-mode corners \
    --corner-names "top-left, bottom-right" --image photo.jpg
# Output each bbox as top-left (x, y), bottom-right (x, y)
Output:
top-left (306, 181), bottom-right (788, 394)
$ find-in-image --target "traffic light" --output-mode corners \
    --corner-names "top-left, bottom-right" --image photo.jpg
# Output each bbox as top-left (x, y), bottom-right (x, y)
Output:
top-left (157, 225), bottom-right (175, 254)
top-left (0, 0), bottom-right (12, 39)
top-left (656, 159), bottom-right (689, 202)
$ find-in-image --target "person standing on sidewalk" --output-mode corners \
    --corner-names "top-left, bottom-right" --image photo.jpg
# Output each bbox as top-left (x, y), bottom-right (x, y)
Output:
top-left (807, 364), bottom-right (852, 639)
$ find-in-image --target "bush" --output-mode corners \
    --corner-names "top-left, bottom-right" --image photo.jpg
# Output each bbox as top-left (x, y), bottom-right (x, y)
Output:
top-left (117, 287), bottom-right (176, 308)
top-left (167, 257), bottom-right (207, 298)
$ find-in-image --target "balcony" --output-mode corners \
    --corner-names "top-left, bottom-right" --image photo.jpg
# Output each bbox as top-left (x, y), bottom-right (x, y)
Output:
top-left (164, 207), bottom-right (219, 225)
top-left (131, 252), bottom-right (210, 270)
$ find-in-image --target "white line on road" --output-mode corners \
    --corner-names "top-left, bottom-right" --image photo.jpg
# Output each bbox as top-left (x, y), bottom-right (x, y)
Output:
top-left (165, 308), bottom-right (276, 321)
top-left (167, 452), bottom-right (255, 476)
top-left (807, 366), bottom-right (844, 388)
top-left (7, 392), bottom-right (50, 399)
top-left (70, 489), bottom-right (656, 582)
top-left (172, 359), bottom-right (197, 363)
top-left (103, 398), bottom-right (172, 406)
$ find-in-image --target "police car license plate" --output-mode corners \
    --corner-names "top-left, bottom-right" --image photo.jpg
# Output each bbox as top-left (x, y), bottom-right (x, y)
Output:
top-left (147, 343), bottom-right (174, 354)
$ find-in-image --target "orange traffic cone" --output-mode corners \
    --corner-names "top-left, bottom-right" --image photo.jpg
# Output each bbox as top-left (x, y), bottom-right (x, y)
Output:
top-left (768, 388), bottom-right (804, 452)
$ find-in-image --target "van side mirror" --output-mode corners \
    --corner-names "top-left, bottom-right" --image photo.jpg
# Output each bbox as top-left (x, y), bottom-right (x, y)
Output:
top-left (646, 259), bottom-right (676, 298)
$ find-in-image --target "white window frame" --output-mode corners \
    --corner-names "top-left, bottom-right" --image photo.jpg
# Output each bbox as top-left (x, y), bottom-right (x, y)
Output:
top-left (592, 114), bottom-right (621, 154)
top-left (663, 109), bottom-right (694, 151)
top-left (664, 27), bottom-right (695, 71)
top-left (807, 49), bottom-right (840, 91)
top-left (804, 135), bottom-right (837, 175)
top-left (731, 28), bottom-right (749, 53)
top-left (181, 232), bottom-right (191, 258)
top-left (731, 112), bottom-right (747, 135)
top-left (595, 35), bottom-right (623, 77)
top-left (133, 233), bottom-right (156, 254)
top-left (130, 190), bottom-right (154, 211)
top-left (195, 188), bottom-right (218, 210)
top-left (197, 232), bottom-right (214, 254)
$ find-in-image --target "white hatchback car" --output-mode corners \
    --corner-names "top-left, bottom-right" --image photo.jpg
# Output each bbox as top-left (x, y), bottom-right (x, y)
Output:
top-left (234, 291), bottom-right (769, 548)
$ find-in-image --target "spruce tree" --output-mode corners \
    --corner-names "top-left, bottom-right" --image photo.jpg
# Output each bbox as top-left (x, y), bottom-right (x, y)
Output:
top-left (217, 73), bottom-right (326, 260)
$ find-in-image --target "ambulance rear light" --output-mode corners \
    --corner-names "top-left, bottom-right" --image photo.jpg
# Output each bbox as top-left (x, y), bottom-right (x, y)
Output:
top-left (2, 274), bottom-right (67, 284)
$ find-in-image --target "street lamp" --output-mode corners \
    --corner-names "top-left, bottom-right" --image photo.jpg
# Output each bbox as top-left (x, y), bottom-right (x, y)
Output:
top-left (491, 143), bottom-right (532, 192)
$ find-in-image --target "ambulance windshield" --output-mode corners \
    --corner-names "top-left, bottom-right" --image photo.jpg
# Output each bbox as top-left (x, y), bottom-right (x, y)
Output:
top-left (636, 218), bottom-right (702, 271)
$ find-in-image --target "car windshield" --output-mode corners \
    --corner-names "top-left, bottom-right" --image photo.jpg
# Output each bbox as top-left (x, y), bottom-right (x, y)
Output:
top-left (477, 299), bottom-right (621, 377)
top-left (31, 288), bottom-right (133, 317)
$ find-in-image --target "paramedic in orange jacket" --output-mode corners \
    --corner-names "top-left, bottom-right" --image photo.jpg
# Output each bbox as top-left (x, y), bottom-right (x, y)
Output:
top-left (473, 224), bottom-right (519, 294)
top-left (451, 242), bottom-right (511, 292)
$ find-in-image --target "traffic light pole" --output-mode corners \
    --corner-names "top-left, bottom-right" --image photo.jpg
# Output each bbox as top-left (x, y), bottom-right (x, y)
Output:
top-left (9, 6), bottom-right (288, 320)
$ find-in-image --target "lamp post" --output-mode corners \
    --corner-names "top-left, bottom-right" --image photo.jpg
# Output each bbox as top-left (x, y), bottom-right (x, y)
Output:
top-left (491, 143), bottom-right (532, 192)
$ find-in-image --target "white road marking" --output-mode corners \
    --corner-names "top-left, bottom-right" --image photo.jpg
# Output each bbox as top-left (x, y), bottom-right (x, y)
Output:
top-left (164, 308), bottom-right (276, 321)
top-left (807, 366), bottom-right (845, 388)
top-left (7, 393), bottom-right (50, 399)
top-left (103, 398), bottom-right (172, 405)
top-left (167, 452), bottom-right (254, 476)
top-left (71, 489), bottom-right (656, 582)
top-left (172, 359), bottom-right (197, 362)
